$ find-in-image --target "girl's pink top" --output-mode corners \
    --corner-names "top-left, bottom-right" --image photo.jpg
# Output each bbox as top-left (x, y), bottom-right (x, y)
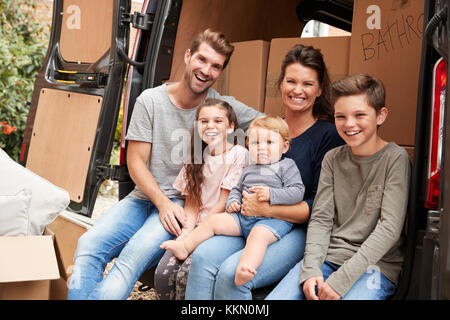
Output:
top-left (173, 144), bottom-right (249, 224)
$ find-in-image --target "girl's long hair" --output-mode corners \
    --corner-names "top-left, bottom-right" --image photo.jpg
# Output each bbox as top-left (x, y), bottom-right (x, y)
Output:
top-left (184, 98), bottom-right (239, 211)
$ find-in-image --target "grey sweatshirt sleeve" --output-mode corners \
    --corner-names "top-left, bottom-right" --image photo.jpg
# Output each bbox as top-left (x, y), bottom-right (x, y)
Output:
top-left (269, 158), bottom-right (305, 205)
top-left (299, 150), bottom-right (336, 285)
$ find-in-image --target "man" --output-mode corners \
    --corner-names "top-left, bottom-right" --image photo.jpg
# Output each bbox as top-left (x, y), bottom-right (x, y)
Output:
top-left (67, 29), bottom-right (262, 300)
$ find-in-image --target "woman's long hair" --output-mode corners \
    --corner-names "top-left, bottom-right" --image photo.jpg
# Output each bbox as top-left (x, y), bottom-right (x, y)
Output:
top-left (277, 44), bottom-right (334, 122)
top-left (184, 98), bottom-right (239, 211)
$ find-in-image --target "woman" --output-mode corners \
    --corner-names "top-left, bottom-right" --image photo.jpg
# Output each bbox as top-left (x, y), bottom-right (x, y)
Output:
top-left (184, 44), bottom-right (345, 299)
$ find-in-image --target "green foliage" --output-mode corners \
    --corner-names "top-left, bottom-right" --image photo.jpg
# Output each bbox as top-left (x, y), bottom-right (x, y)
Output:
top-left (0, 0), bottom-right (49, 161)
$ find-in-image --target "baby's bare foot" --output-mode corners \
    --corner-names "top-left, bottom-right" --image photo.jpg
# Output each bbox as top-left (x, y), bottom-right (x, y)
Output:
top-left (160, 240), bottom-right (189, 260)
top-left (234, 265), bottom-right (257, 286)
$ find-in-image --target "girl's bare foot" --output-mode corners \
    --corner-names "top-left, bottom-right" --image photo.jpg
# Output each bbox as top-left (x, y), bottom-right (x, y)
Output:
top-left (234, 265), bottom-right (257, 286)
top-left (160, 240), bottom-right (189, 260)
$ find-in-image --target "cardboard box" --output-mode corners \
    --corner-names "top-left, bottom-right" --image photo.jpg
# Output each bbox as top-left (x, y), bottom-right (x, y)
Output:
top-left (213, 40), bottom-right (270, 112)
top-left (264, 36), bottom-right (351, 117)
top-left (349, 0), bottom-right (424, 146)
top-left (0, 235), bottom-right (60, 300)
top-left (0, 213), bottom-right (88, 300)
top-left (46, 214), bottom-right (88, 300)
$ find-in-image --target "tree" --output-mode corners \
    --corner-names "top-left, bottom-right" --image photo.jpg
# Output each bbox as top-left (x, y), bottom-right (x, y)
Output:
top-left (0, 0), bottom-right (49, 161)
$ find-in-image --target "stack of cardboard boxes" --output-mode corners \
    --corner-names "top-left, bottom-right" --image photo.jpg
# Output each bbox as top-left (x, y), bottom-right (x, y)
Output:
top-left (213, 0), bottom-right (423, 153)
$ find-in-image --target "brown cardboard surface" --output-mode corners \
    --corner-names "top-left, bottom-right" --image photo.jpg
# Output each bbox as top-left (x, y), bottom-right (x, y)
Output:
top-left (46, 215), bottom-right (87, 280)
top-left (169, 0), bottom-right (302, 83)
top-left (1, 280), bottom-right (51, 300)
top-left (264, 36), bottom-right (351, 117)
top-left (213, 40), bottom-right (269, 111)
top-left (0, 236), bottom-right (59, 283)
top-left (0, 235), bottom-right (59, 300)
top-left (349, 0), bottom-right (424, 145)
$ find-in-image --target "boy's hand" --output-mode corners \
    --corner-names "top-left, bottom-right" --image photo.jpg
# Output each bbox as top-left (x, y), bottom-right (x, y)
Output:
top-left (249, 185), bottom-right (270, 202)
top-left (226, 201), bottom-right (241, 213)
top-left (303, 276), bottom-right (324, 300)
top-left (318, 282), bottom-right (341, 300)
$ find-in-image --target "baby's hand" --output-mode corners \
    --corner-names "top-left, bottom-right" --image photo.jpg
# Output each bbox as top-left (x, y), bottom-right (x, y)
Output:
top-left (249, 186), bottom-right (270, 202)
top-left (227, 201), bottom-right (242, 213)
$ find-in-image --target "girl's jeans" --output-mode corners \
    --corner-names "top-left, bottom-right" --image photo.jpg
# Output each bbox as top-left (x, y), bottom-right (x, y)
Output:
top-left (67, 196), bottom-right (183, 300)
top-left (265, 259), bottom-right (396, 300)
top-left (185, 227), bottom-right (307, 300)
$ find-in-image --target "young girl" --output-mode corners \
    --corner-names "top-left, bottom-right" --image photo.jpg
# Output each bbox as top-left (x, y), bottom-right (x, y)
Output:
top-left (161, 116), bottom-right (305, 287)
top-left (266, 74), bottom-right (411, 300)
top-left (154, 98), bottom-right (249, 300)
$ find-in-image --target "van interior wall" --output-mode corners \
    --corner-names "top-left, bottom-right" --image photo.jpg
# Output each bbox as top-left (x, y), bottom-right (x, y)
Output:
top-left (168, 0), bottom-right (303, 82)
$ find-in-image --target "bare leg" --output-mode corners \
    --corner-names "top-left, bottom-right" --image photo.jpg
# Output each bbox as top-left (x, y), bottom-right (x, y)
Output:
top-left (235, 226), bottom-right (278, 286)
top-left (161, 213), bottom-right (240, 260)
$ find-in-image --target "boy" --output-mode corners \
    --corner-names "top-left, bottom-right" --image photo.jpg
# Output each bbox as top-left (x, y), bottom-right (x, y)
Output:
top-left (266, 74), bottom-right (411, 300)
top-left (161, 116), bottom-right (305, 286)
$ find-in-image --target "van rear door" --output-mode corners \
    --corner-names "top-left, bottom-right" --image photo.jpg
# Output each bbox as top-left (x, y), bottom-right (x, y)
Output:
top-left (22, 0), bottom-right (131, 217)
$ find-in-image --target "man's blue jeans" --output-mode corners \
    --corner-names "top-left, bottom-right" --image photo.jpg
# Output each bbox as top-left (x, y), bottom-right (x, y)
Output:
top-left (265, 259), bottom-right (397, 300)
top-left (67, 196), bottom-right (183, 300)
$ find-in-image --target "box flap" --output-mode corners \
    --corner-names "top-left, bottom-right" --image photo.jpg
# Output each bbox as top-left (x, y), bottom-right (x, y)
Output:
top-left (0, 235), bottom-right (60, 283)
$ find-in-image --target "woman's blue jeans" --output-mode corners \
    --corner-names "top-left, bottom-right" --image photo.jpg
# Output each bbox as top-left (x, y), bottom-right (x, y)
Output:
top-left (67, 196), bottom-right (183, 300)
top-left (185, 227), bottom-right (307, 300)
top-left (265, 259), bottom-right (397, 300)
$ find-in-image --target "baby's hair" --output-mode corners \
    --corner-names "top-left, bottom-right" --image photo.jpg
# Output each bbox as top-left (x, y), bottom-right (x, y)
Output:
top-left (331, 74), bottom-right (386, 113)
top-left (248, 116), bottom-right (290, 143)
top-left (184, 98), bottom-right (238, 211)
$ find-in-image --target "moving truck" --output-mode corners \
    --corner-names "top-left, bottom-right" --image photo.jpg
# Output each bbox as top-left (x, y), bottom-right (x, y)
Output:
top-left (12, 0), bottom-right (450, 299)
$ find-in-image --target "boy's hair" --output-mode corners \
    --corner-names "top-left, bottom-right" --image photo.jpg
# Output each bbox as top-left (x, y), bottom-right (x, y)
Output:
top-left (331, 74), bottom-right (386, 113)
top-left (189, 29), bottom-right (235, 69)
top-left (248, 116), bottom-right (290, 142)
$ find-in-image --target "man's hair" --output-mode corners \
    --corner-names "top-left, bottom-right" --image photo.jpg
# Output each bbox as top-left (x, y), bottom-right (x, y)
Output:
top-left (189, 29), bottom-right (235, 69)
top-left (248, 116), bottom-right (290, 142)
top-left (331, 74), bottom-right (386, 112)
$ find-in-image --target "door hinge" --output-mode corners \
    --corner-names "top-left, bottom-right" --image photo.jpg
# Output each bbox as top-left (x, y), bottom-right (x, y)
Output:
top-left (96, 164), bottom-right (130, 182)
top-left (120, 9), bottom-right (154, 31)
top-left (54, 70), bottom-right (108, 87)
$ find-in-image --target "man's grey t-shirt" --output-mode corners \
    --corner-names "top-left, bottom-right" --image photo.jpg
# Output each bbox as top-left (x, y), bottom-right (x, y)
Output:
top-left (125, 83), bottom-right (263, 200)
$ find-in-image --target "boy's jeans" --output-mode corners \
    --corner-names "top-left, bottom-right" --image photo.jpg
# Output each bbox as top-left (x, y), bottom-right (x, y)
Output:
top-left (266, 259), bottom-right (396, 300)
top-left (67, 196), bottom-right (183, 300)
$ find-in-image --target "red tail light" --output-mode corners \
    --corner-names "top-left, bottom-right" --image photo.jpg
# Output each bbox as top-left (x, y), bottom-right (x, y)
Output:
top-left (425, 58), bottom-right (447, 209)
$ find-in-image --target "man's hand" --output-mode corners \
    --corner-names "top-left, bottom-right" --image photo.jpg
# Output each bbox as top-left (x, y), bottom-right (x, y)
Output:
top-left (226, 201), bottom-right (242, 213)
top-left (318, 282), bottom-right (341, 300)
top-left (159, 200), bottom-right (186, 236)
top-left (303, 276), bottom-right (324, 300)
top-left (249, 185), bottom-right (270, 202)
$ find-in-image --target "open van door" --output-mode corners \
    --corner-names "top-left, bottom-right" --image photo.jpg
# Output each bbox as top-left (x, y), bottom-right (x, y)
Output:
top-left (20, 0), bottom-right (130, 216)
top-left (21, 0), bottom-right (181, 219)
top-left (21, 0), bottom-right (131, 218)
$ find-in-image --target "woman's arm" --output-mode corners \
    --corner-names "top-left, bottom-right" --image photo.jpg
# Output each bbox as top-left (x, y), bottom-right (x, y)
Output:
top-left (241, 191), bottom-right (310, 224)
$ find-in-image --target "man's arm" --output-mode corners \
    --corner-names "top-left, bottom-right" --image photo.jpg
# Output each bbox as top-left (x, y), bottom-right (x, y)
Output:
top-left (127, 140), bottom-right (186, 236)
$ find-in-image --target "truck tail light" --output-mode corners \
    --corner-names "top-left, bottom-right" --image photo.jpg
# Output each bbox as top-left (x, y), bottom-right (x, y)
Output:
top-left (425, 57), bottom-right (447, 209)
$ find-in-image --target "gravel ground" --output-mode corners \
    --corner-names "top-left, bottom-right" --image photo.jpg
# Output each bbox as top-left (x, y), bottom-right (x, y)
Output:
top-left (91, 180), bottom-right (158, 300)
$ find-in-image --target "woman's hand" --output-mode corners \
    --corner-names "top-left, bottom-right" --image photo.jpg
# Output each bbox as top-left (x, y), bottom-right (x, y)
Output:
top-left (241, 190), bottom-right (270, 217)
top-left (249, 185), bottom-right (270, 202)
